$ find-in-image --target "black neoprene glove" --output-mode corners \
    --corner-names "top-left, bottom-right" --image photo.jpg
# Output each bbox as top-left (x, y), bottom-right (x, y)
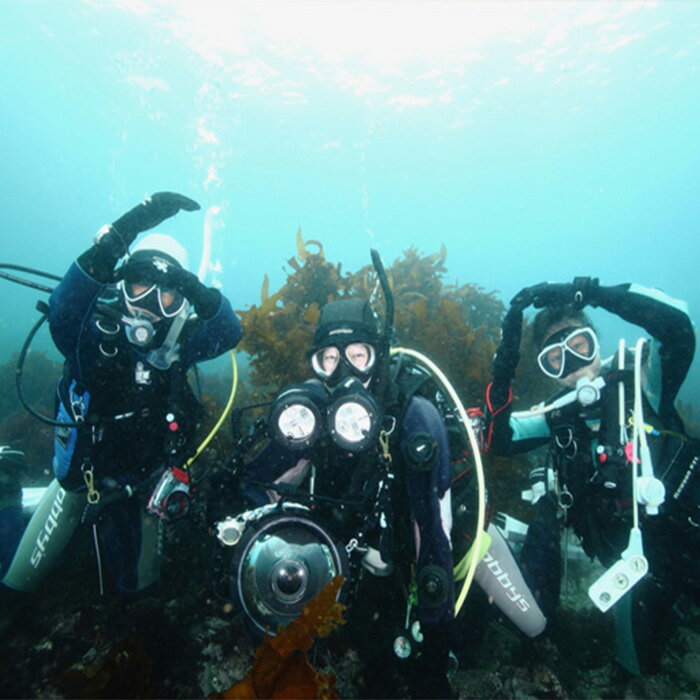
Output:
top-left (78, 192), bottom-right (200, 282)
top-left (527, 281), bottom-right (574, 309)
top-left (116, 259), bottom-right (221, 319)
top-left (509, 285), bottom-right (535, 310)
top-left (110, 192), bottom-right (201, 243)
top-left (572, 276), bottom-right (600, 308)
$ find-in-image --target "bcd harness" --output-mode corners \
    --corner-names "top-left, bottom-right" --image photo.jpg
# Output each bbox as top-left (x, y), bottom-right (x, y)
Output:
top-left (546, 351), bottom-right (699, 541)
top-left (56, 319), bottom-right (201, 505)
top-left (386, 352), bottom-right (485, 562)
top-left (528, 340), bottom-right (699, 612)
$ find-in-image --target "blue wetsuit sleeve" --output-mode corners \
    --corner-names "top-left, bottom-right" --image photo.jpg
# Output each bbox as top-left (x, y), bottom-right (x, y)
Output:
top-left (48, 261), bottom-right (106, 374)
top-left (180, 294), bottom-right (243, 366)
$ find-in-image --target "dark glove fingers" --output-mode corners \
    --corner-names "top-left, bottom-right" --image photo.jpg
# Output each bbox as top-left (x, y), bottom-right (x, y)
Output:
top-left (509, 287), bottom-right (533, 310)
top-left (149, 191), bottom-right (201, 214)
top-left (528, 282), bottom-right (554, 308)
top-left (531, 283), bottom-right (573, 309)
top-left (163, 267), bottom-right (199, 296)
top-left (572, 276), bottom-right (600, 308)
top-left (112, 192), bottom-right (201, 239)
top-left (115, 258), bottom-right (169, 286)
top-left (510, 281), bottom-right (574, 310)
top-left (168, 269), bottom-right (221, 318)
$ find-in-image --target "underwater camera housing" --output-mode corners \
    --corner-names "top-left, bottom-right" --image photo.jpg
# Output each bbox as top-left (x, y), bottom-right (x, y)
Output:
top-left (218, 503), bottom-right (349, 639)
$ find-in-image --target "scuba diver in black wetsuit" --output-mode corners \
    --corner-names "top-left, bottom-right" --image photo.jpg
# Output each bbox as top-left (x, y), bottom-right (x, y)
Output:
top-left (485, 276), bottom-right (700, 675)
top-left (214, 296), bottom-right (457, 698)
top-left (208, 254), bottom-right (548, 698)
top-left (1, 192), bottom-right (241, 596)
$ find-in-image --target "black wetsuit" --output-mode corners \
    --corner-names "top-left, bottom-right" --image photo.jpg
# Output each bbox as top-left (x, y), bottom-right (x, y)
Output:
top-left (489, 282), bottom-right (699, 674)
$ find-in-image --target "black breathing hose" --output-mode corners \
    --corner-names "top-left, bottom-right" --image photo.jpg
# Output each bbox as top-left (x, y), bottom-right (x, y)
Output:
top-left (15, 300), bottom-right (82, 428)
top-left (0, 263), bottom-right (61, 293)
top-left (370, 249), bottom-right (394, 410)
top-left (0, 263), bottom-right (84, 428)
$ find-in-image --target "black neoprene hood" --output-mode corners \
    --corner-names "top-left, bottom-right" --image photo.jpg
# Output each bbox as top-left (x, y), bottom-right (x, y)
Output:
top-left (127, 248), bottom-right (183, 272)
top-left (311, 299), bottom-right (380, 351)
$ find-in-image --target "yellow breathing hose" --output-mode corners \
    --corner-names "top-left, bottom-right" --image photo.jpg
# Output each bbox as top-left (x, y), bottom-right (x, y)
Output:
top-left (184, 349), bottom-right (239, 469)
top-left (390, 347), bottom-right (487, 616)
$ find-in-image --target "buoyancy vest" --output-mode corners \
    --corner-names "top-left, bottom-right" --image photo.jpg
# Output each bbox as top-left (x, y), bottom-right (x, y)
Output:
top-left (385, 353), bottom-right (483, 564)
top-left (54, 317), bottom-right (202, 492)
top-left (545, 352), bottom-right (700, 565)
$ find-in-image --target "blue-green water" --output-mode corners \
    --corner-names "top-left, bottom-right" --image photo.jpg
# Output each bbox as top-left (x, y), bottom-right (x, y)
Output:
top-left (1, 0), bottom-right (699, 394)
top-left (1, 5), bottom-right (700, 696)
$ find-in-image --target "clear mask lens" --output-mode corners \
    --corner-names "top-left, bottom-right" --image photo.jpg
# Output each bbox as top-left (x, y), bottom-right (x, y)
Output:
top-left (311, 343), bottom-right (376, 379)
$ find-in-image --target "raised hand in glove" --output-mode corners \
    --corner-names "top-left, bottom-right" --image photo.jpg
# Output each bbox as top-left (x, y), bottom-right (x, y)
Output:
top-left (527, 281), bottom-right (574, 309)
top-left (116, 258), bottom-right (221, 319)
top-left (81, 192), bottom-right (201, 282)
top-left (489, 286), bottom-right (535, 386)
top-left (509, 286), bottom-right (535, 311)
top-left (572, 276), bottom-right (600, 308)
top-left (110, 192), bottom-right (200, 244)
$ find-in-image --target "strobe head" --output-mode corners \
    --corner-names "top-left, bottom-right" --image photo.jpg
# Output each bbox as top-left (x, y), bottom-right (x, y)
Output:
top-left (231, 509), bottom-right (348, 638)
top-left (327, 377), bottom-right (381, 453)
top-left (268, 382), bottom-right (329, 451)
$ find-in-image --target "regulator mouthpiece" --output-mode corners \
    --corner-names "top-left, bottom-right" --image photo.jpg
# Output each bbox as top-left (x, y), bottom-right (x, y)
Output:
top-left (124, 316), bottom-right (156, 347)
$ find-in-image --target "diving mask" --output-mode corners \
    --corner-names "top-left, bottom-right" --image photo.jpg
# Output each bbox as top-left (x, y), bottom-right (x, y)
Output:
top-left (537, 326), bottom-right (599, 380)
top-left (120, 279), bottom-right (187, 320)
top-left (311, 342), bottom-right (376, 385)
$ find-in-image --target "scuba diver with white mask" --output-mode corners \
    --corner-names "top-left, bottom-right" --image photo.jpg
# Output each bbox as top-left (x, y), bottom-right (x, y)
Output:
top-left (485, 276), bottom-right (699, 676)
top-left (1, 192), bottom-right (241, 597)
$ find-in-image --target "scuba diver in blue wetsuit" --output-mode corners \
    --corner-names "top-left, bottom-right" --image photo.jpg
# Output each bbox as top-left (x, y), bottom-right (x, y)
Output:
top-left (1, 192), bottom-right (241, 596)
top-left (485, 276), bottom-right (700, 675)
top-left (208, 253), bottom-right (548, 698)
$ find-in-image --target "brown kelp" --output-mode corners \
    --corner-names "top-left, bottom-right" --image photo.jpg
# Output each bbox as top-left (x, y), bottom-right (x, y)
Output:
top-left (238, 232), bottom-right (505, 407)
top-left (211, 575), bottom-right (346, 699)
